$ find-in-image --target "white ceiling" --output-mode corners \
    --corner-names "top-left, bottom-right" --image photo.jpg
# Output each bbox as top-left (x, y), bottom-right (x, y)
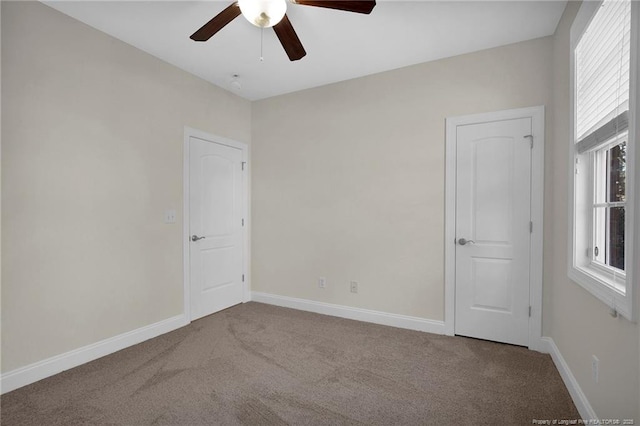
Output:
top-left (43, 1), bottom-right (567, 100)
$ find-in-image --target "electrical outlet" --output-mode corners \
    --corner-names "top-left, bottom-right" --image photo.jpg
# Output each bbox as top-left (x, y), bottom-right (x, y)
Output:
top-left (350, 281), bottom-right (358, 293)
top-left (592, 355), bottom-right (599, 383)
top-left (318, 277), bottom-right (326, 289)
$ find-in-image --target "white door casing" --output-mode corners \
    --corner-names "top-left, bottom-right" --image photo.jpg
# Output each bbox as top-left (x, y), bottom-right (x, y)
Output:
top-left (455, 118), bottom-right (532, 346)
top-left (445, 106), bottom-right (545, 350)
top-left (183, 128), bottom-right (248, 322)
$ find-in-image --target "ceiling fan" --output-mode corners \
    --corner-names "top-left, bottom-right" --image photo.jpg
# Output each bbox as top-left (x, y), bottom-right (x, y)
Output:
top-left (190, 0), bottom-right (376, 61)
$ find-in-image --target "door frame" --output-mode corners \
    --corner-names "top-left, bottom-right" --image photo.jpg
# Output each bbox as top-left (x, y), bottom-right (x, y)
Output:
top-left (444, 106), bottom-right (545, 351)
top-left (182, 127), bottom-right (250, 323)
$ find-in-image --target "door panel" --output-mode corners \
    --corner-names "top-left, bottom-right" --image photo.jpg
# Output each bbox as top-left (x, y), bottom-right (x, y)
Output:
top-left (471, 257), bottom-right (512, 312)
top-left (455, 118), bottom-right (531, 346)
top-left (190, 137), bottom-right (244, 320)
top-left (201, 155), bottom-right (235, 236)
top-left (473, 138), bottom-right (513, 244)
top-left (201, 246), bottom-right (236, 291)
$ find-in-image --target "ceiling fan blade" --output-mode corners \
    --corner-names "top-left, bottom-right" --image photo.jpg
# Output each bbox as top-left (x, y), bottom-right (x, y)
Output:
top-left (273, 15), bottom-right (307, 61)
top-left (190, 2), bottom-right (241, 41)
top-left (292, 0), bottom-right (376, 14)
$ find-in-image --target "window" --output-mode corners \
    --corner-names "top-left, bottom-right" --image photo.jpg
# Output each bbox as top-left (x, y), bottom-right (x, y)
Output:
top-left (569, 0), bottom-right (637, 319)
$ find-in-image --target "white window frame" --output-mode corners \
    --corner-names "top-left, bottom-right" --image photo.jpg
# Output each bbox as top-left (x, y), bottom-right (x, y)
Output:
top-left (568, 0), bottom-right (639, 320)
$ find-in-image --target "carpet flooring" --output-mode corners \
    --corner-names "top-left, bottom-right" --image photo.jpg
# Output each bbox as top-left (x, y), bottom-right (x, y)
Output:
top-left (1, 302), bottom-right (579, 425)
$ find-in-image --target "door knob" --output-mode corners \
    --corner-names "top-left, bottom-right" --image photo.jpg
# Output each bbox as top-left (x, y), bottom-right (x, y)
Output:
top-left (458, 238), bottom-right (475, 246)
top-left (191, 235), bottom-right (206, 242)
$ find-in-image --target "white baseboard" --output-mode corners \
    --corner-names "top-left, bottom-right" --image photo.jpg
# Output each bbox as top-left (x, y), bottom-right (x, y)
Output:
top-left (1, 314), bottom-right (188, 394)
top-left (539, 336), bottom-right (597, 420)
top-left (251, 292), bottom-right (446, 335)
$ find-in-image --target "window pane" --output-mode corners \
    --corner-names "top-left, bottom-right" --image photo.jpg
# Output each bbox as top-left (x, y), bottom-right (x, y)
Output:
top-left (593, 206), bottom-right (606, 264)
top-left (608, 141), bottom-right (626, 202)
top-left (609, 206), bottom-right (625, 270)
top-left (594, 148), bottom-right (607, 204)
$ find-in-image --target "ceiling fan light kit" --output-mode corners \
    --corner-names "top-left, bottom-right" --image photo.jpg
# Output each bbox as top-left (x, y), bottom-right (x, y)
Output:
top-left (190, 0), bottom-right (376, 62)
top-left (238, 0), bottom-right (287, 28)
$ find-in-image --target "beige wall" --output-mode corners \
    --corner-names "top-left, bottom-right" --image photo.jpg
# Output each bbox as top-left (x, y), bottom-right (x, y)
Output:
top-left (544, 2), bottom-right (639, 419)
top-left (1, 2), bottom-right (251, 373)
top-left (252, 37), bottom-right (553, 320)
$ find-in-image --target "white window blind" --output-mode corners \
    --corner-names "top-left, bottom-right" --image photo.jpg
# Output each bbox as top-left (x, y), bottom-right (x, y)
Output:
top-left (575, 0), bottom-right (630, 142)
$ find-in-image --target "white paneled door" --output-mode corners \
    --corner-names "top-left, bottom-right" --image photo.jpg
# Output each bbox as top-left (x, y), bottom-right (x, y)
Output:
top-left (189, 136), bottom-right (244, 320)
top-left (455, 118), bottom-right (532, 346)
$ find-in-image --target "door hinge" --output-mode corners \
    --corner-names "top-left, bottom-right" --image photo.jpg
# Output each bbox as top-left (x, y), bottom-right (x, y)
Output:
top-left (524, 134), bottom-right (533, 148)
top-left (529, 221), bottom-right (533, 233)
top-left (241, 161), bottom-right (246, 171)
top-left (242, 274), bottom-right (245, 282)
top-left (242, 218), bottom-right (245, 226)
top-left (529, 306), bottom-right (532, 317)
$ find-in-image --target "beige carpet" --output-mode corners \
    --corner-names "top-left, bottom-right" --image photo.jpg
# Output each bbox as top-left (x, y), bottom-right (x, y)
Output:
top-left (1, 302), bottom-right (579, 425)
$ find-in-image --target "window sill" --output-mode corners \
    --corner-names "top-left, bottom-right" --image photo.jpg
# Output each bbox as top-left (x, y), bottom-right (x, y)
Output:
top-left (568, 264), bottom-right (632, 320)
